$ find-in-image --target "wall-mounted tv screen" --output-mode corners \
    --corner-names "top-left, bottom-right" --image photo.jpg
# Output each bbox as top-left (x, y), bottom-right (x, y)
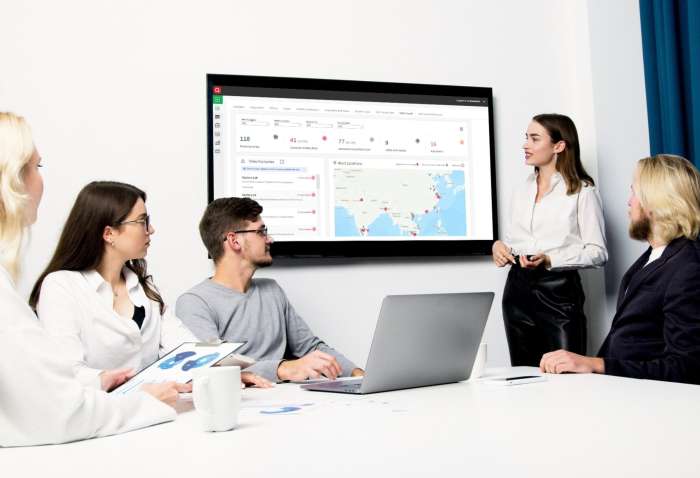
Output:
top-left (207, 74), bottom-right (497, 257)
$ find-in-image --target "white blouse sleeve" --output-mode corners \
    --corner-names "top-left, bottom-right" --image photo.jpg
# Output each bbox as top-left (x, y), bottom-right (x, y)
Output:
top-left (502, 189), bottom-right (516, 249)
top-left (548, 186), bottom-right (608, 270)
top-left (158, 304), bottom-right (198, 356)
top-left (0, 297), bottom-right (175, 447)
top-left (36, 274), bottom-right (102, 388)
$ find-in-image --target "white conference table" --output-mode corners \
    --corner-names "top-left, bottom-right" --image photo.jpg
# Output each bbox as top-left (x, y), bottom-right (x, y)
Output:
top-left (5, 367), bottom-right (700, 478)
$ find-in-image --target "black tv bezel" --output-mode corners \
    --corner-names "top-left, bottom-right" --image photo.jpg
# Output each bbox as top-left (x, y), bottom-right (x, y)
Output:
top-left (206, 74), bottom-right (498, 258)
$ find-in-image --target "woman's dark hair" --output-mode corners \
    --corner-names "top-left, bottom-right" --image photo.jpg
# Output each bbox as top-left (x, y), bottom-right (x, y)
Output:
top-left (29, 181), bottom-right (164, 313)
top-left (532, 113), bottom-right (594, 195)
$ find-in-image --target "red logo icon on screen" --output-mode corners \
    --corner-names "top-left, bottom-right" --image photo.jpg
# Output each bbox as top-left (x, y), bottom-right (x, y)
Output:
top-left (213, 86), bottom-right (221, 94)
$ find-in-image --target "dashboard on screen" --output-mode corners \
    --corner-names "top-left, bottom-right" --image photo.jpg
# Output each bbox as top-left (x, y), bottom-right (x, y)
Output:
top-left (207, 74), bottom-right (497, 257)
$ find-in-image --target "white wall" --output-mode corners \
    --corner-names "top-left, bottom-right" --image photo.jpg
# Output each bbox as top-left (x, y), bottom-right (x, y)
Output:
top-left (1, 0), bottom-right (647, 368)
top-left (586, 0), bottom-right (651, 336)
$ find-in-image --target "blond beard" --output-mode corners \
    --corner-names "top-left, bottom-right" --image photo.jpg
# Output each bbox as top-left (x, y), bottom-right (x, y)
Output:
top-left (628, 214), bottom-right (651, 241)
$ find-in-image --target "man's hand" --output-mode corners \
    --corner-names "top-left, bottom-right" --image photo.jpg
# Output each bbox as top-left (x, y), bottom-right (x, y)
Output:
top-left (540, 349), bottom-right (605, 374)
top-left (141, 381), bottom-right (192, 408)
top-left (351, 368), bottom-right (365, 377)
top-left (277, 350), bottom-right (342, 381)
top-left (99, 367), bottom-right (135, 392)
top-left (519, 253), bottom-right (551, 269)
top-left (241, 371), bottom-right (273, 388)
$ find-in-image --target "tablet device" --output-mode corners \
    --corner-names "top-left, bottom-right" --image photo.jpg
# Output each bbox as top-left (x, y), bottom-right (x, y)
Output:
top-left (110, 341), bottom-right (245, 395)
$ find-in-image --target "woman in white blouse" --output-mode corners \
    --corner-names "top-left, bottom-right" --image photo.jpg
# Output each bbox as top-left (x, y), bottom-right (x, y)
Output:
top-left (492, 114), bottom-right (607, 366)
top-left (29, 181), bottom-right (269, 390)
top-left (0, 112), bottom-right (186, 447)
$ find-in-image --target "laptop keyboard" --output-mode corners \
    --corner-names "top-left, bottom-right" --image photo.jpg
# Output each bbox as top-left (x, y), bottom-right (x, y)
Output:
top-left (303, 378), bottom-right (363, 393)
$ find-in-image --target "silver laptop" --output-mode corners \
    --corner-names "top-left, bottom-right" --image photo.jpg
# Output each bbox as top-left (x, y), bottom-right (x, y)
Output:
top-left (301, 292), bottom-right (493, 395)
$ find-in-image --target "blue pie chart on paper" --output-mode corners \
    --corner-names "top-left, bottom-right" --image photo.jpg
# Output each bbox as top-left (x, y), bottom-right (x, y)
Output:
top-left (159, 351), bottom-right (196, 369)
top-left (182, 352), bottom-right (220, 371)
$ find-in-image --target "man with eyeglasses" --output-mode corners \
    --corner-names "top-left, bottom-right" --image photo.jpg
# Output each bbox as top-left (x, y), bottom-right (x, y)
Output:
top-left (176, 197), bottom-right (364, 382)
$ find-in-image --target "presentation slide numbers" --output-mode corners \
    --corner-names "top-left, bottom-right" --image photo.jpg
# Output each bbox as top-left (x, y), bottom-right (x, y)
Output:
top-left (233, 114), bottom-right (467, 157)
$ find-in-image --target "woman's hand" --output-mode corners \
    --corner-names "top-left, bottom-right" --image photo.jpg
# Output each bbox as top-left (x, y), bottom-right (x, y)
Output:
top-left (492, 240), bottom-right (515, 267)
top-left (141, 381), bottom-right (192, 408)
top-left (519, 253), bottom-right (551, 269)
top-left (99, 368), bottom-right (134, 392)
top-left (241, 371), bottom-right (273, 388)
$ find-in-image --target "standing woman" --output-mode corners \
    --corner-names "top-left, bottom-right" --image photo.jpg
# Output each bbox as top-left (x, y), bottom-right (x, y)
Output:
top-left (0, 113), bottom-right (186, 447)
top-left (492, 114), bottom-right (607, 366)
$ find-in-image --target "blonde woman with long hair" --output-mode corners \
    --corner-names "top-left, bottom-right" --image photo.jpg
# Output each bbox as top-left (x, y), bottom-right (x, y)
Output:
top-left (0, 112), bottom-right (188, 447)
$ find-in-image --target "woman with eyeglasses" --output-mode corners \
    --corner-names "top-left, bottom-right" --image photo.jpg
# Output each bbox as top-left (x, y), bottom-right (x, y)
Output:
top-left (0, 114), bottom-right (185, 446)
top-left (29, 181), bottom-right (270, 391)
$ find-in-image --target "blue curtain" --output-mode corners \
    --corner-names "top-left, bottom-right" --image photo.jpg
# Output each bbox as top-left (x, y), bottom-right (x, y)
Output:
top-left (640, 0), bottom-right (700, 167)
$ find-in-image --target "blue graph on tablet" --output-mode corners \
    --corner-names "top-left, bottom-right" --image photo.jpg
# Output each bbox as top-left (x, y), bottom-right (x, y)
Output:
top-left (159, 351), bottom-right (196, 369)
top-left (182, 352), bottom-right (220, 371)
top-left (110, 342), bottom-right (244, 395)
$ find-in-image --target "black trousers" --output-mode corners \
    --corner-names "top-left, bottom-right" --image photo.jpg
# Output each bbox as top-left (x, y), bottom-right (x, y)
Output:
top-left (502, 262), bottom-right (587, 367)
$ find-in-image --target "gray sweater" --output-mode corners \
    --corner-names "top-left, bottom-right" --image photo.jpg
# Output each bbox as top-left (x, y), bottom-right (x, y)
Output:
top-left (175, 278), bottom-right (357, 382)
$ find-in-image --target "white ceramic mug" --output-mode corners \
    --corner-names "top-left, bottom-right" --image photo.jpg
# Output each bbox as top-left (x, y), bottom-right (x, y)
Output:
top-left (469, 342), bottom-right (487, 380)
top-left (192, 366), bottom-right (241, 432)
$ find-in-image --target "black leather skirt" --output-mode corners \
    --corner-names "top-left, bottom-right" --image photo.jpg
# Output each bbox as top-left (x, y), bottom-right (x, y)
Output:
top-left (502, 261), bottom-right (586, 367)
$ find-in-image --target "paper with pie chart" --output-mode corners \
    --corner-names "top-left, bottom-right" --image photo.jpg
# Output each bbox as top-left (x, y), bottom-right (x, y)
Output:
top-left (111, 342), bottom-right (245, 395)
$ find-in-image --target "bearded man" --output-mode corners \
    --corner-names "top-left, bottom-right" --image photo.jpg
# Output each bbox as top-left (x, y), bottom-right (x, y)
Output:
top-left (540, 154), bottom-right (700, 384)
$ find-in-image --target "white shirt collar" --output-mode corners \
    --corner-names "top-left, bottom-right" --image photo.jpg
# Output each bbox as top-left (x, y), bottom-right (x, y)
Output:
top-left (644, 245), bottom-right (667, 267)
top-left (0, 264), bottom-right (15, 290)
top-left (82, 267), bottom-right (140, 293)
top-left (551, 172), bottom-right (563, 185)
top-left (527, 171), bottom-right (563, 198)
top-left (527, 171), bottom-right (563, 183)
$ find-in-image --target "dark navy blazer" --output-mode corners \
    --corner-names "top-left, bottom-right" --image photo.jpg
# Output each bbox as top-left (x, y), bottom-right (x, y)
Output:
top-left (598, 237), bottom-right (700, 384)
